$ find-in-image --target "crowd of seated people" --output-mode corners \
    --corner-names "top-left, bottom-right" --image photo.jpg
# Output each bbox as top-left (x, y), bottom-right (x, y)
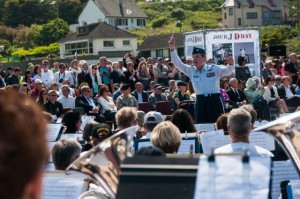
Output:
top-left (2, 50), bottom-right (300, 198)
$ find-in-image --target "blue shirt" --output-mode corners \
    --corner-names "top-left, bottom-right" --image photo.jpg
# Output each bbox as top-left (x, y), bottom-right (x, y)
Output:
top-left (99, 66), bottom-right (110, 85)
top-left (171, 51), bottom-right (234, 95)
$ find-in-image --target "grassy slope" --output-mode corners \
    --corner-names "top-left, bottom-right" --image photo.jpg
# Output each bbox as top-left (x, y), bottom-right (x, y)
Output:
top-left (130, 0), bottom-right (223, 44)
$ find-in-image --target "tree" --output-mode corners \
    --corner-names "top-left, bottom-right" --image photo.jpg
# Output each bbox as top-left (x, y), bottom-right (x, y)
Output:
top-left (2, 0), bottom-right (56, 27)
top-left (34, 18), bottom-right (69, 46)
top-left (58, 0), bottom-right (83, 24)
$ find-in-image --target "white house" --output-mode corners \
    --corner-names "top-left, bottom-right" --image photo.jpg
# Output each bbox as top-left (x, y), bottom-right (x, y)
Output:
top-left (59, 22), bottom-right (138, 59)
top-left (71, 0), bottom-right (147, 31)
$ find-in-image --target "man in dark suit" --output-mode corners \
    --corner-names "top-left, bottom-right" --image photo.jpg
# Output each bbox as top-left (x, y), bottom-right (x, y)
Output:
top-left (277, 76), bottom-right (300, 107)
top-left (75, 86), bottom-right (105, 123)
top-left (226, 78), bottom-right (247, 106)
top-left (77, 61), bottom-right (91, 86)
top-left (131, 82), bottom-right (148, 103)
top-left (285, 53), bottom-right (298, 84)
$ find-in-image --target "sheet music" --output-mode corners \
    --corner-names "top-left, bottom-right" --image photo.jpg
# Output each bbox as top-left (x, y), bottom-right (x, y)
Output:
top-left (195, 123), bottom-right (215, 132)
top-left (249, 131), bottom-right (275, 151)
top-left (194, 156), bottom-right (271, 199)
top-left (178, 139), bottom-right (196, 154)
top-left (47, 124), bottom-right (62, 142)
top-left (60, 133), bottom-right (83, 141)
top-left (200, 130), bottom-right (274, 154)
top-left (253, 120), bottom-right (269, 128)
top-left (136, 138), bottom-right (197, 154)
top-left (272, 160), bottom-right (299, 199)
top-left (80, 115), bottom-right (94, 131)
top-left (137, 140), bottom-right (153, 150)
top-left (42, 173), bottom-right (86, 199)
top-left (44, 163), bottom-right (55, 171)
top-left (200, 130), bottom-right (230, 154)
top-left (290, 180), bottom-right (300, 199)
top-left (47, 142), bottom-right (56, 163)
top-left (56, 117), bottom-right (62, 124)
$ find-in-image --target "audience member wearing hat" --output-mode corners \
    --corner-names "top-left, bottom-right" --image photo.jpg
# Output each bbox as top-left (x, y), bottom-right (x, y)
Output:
top-left (116, 84), bottom-right (138, 110)
top-left (44, 90), bottom-right (63, 121)
top-left (90, 123), bottom-right (112, 147)
top-left (31, 79), bottom-right (44, 100)
top-left (142, 111), bottom-right (164, 138)
top-left (153, 57), bottom-right (168, 85)
top-left (148, 84), bottom-right (167, 110)
top-left (173, 81), bottom-right (190, 106)
top-left (169, 36), bottom-right (234, 123)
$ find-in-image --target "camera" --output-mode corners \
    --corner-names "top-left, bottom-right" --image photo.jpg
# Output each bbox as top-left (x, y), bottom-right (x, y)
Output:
top-left (59, 79), bottom-right (63, 83)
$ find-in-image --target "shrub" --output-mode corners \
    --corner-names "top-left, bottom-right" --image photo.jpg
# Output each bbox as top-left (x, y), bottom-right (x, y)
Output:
top-left (152, 16), bottom-right (168, 28)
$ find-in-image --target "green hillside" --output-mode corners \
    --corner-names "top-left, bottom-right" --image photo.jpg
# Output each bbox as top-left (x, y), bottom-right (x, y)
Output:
top-left (131, 0), bottom-right (224, 44)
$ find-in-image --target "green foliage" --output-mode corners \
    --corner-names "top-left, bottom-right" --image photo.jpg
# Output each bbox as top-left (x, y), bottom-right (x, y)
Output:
top-left (152, 16), bottom-right (168, 28)
top-left (2, 0), bottom-right (56, 27)
top-left (12, 43), bottom-right (59, 58)
top-left (34, 18), bottom-right (69, 46)
top-left (171, 8), bottom-right (185, 21)
top-left (260, 26), bottom-right (298, 45)
top-left (286, 38), bottom-right (300, 55)
top-left (58, 0), bottom-right (83, 24)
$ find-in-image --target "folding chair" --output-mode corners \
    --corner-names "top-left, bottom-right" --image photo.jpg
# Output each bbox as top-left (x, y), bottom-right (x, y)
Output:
top-left (138, 102), bottom-right (153, 114)
top-left (156, 101), bottom-right (173, 115)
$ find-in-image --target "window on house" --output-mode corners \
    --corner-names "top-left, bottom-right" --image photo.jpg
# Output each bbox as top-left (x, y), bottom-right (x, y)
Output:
top-left (224, 13), bottom-right (227, 19)
top-left (263, 12), bottom-right (270, 22)
top-left (103, 41), bottom-right (114, 47)
top-left (229, 8), bottom-right (233, 16)
top-left (64, 41), bottom-right (90, 56)
top-left (246, 12), bottom-right (257, 19)
top-left (156, 49), bottom-right (163, 58)
top-left (249, 3), bottom-right (254, 8)
top-left (123, 40), bottom-right (131, 46)
top-left (238, 18), bottom-right (241, 26)
top-left (137, 19), bottom-right (145, 26)
top-left (272, 11), bottom-right (281, 19)
top-left (108, 18), bottom-right (116, 26)
top-left (117, 18), bottom-right (128, 26)
top-left (237, 3), bottom-right (241, 8)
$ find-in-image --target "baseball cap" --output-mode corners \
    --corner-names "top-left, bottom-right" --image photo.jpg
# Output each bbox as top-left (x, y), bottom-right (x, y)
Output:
top-left (154, 84), bottom-right (162, 89)
top-left (192, 47), bottom-right (206, 55)
top-left (144, 111), bottom-right (164, 124)
top-left (34, 79), bottom-right (43, 84)
top-left (177, 81), bottom-right (187, 87)
top-left (121, 84), bottom-right (130, 91)
top-left (92, 123), bottom-right (112, 141)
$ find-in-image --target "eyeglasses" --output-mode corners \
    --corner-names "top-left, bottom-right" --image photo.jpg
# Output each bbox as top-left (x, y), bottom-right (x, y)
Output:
top-left (84, 90), bottom-right (91, 93)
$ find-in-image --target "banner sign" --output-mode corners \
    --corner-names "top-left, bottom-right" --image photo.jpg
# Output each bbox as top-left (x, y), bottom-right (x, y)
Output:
top-left (184, 29), bottom-right (260, 77)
